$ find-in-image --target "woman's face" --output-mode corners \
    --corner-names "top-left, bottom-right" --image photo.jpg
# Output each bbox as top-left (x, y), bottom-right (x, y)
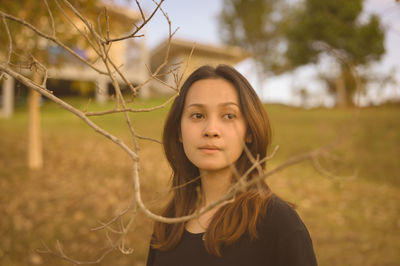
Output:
top-left (180, 78), bottom-right (249, 174)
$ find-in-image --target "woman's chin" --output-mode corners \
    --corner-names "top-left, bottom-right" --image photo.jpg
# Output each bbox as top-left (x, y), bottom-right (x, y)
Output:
top-left (196, 164), bottom-right (232, 174)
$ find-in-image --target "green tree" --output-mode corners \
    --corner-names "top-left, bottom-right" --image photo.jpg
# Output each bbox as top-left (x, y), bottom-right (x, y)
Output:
top-left (285, 0), bottom-right (385, 107)
top-left (218, 0), bottom-right (385, 107)
top-left (218, 0), bottom-right (287, 97)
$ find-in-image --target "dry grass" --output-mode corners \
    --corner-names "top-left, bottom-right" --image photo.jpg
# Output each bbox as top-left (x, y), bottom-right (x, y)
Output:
top-left (0, 98), bottom-right (399, 265)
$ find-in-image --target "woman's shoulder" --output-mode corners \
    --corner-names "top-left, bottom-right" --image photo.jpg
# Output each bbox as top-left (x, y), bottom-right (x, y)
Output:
top-left (258, 194), bottom-right (318, 265)
top-left (266, 194), bottom-right (296, 213)
top-left (261, 194), bottom-right (309, 234)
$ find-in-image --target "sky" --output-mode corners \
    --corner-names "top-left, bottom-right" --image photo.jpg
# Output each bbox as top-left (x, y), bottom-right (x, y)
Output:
top-left (140, 0), bottom-right (400, 106)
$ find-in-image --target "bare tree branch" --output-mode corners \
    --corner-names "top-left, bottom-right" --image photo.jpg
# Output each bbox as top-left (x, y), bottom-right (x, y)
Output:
top-left (104, 0), bottom-right (165, 44)
top-left (0, 1), bottom-right (363, 264)
top-left (135, 0), bottom-right (146, 22)
top-left (104, 7), bottom-right (110, 41)
top-left (0, 64), bottom-right (139, 162)
top-left (60, 0), bottom-right (105, 43)
top-left (0, 15), bottom-right (12, 81)
top-left (30, 55), bottom-right (49, 88)
top-left (0, 10), bottom-right (107, 75)
top-left (54, 0), bottom-right (103, 58)
top-left (43, 0), bottom-right (56, 37)
top-left (84, 93), bottom-right (178, 116)
top-left (36, 239), bottom-right (115, 265)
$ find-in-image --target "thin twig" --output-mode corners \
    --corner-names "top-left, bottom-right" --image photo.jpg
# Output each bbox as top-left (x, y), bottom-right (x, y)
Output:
top-left (61, 0), bottom-right (105, 43)
top-left (104, 0), bottom-right (165, 44)
top-left (135, 0), bottom-right (146, 22)
top-left (0, 15), bottom-right (12, 81)
top-left (43, 0), bottom-right (55, 37)
top-left (55, 0), bottom-right (102, 57)
top-left (0, 10), bottom-right (107, 74)
top-left (104, 7), bottom-right (110, 41)
top-left (1, 16), bottom-right (12, 64)
top-left (85, 93), bottom-right (178, 116)
top-left (30, 55), bottom-right (50, 88)
top-left (130, 144), bottom-right (326, 224)
top-left (311, 155), bottom-right (357, 182)
top-left (37, 240), bottom-right (115, 265)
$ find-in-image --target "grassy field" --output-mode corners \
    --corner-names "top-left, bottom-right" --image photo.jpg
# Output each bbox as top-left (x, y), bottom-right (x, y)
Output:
top-left (0, 97), bottom-right (399, 265)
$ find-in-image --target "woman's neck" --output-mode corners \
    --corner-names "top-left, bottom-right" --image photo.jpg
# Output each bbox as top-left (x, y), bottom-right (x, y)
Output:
top-left (185, 167), bottom-right (233, 234)
top-left (199, 167), bottom-right (232, 207)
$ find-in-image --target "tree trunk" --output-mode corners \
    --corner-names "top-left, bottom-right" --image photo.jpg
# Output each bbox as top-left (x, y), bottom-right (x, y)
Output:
top-left (28, 71), bottom-right (43, 169)
top-left (1, 74), bottom-right (14, 118)
top-left (335, 74), bottom-right (347, 108)
top-left (255, 61), bottom-right (264, 101)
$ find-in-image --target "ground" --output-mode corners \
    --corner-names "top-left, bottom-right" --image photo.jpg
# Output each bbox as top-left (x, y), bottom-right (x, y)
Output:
top-left (0, 97), bottom-right (399, 265)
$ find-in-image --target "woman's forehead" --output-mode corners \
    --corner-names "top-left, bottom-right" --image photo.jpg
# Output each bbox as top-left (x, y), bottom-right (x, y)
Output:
top-left (184, 78), bottom-right (239, 107)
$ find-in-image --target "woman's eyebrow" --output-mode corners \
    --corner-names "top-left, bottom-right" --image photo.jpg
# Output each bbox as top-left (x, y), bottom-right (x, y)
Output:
top-left (219, 102), bottom-right (240, 108)
top-left (186, 103), bottom-right (204, 108)
top-left (186, 102), bottom-right (239, 108)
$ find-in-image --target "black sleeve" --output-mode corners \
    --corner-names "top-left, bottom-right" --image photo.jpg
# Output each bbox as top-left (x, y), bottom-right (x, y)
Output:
top-left (275, 227), bottom-right (318, 266)
top-left (262, 196), bottom-right (318, 266)
top-left (146, 244), bottom-right (155, 266)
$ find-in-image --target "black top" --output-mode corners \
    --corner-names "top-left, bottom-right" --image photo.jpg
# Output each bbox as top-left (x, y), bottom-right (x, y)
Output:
top-left (146, 195), bottom-right (318, 266)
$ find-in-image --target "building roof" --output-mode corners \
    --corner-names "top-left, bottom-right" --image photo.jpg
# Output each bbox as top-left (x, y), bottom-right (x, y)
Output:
top-left (150, 38), bottom-right (249, 70)
top-left (97, 2), bottom-right (142, 22)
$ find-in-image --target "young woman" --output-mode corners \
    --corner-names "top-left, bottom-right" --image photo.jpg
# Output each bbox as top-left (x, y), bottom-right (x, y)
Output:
top-left (146, 65), bottom-right (317, 266)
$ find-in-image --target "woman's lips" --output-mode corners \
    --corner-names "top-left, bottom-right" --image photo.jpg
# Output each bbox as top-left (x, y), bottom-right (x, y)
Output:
top-left (199, 145), bottom-right (221, 154)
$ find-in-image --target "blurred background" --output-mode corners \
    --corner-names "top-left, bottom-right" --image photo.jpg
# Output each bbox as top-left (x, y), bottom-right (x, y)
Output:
top-left (0, 0), bottom-right (399, 265)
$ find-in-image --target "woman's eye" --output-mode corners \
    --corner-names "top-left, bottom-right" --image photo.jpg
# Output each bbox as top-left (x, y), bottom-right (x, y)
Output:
top-left (224, 113), bottom-right (236, 120)
top-left (191, 113), bottom-right (203, 119)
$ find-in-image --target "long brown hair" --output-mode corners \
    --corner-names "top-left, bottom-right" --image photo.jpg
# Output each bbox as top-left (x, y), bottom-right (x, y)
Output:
top-left (153, 64), bottom-right (272, 256)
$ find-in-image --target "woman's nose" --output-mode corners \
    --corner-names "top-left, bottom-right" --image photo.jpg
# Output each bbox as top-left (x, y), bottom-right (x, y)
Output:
top-left (203, 119), bottom-right (220, 138)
